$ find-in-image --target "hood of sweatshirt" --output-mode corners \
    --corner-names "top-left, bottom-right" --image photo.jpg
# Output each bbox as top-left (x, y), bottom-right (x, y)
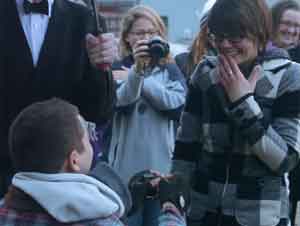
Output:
top-left (12, 172), bottom-right (125, 223)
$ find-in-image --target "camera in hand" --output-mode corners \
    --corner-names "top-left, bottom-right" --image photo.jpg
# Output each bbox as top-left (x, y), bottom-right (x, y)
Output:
top-left (128, 170), bottom-right (190, 216)
top-left (128, 170), bottom-right (159, 216)
top-left (129, 171), bottom-right (158, 199)
top-left (147, 36), bottom-right (170, 59)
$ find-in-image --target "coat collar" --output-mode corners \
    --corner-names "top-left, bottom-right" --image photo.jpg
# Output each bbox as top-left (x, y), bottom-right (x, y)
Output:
top-left (4, 186), bottom-right (45, 213)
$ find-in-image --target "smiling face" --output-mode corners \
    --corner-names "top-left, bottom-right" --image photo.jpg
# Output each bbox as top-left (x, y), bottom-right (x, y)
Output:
top-left (213, 35), bottom-right (259, 65)
top-left (207, 0), bottom-right (271, 66)
top-left (275, 9), bottom-right (300, 49)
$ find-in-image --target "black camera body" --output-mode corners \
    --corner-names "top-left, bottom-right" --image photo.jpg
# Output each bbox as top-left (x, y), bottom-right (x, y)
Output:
top-left (129, 171), bottom-right (158, 199)
top-left (128, 170), bottom-right (190, 216)
top-left (147, 36), bottom-right (170, 59)
top-left (127, 171), bottom-right (159, 216)
top-left (141, 172), bottom-right (159, 198)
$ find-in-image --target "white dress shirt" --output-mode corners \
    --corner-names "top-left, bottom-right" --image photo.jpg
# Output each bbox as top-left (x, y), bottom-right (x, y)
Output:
top-left (16, 0), bottom-right (54, 66)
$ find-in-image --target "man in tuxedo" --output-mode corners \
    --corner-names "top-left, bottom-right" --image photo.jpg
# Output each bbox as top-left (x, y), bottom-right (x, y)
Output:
top-left (0, 0), bottom-right (117, 197)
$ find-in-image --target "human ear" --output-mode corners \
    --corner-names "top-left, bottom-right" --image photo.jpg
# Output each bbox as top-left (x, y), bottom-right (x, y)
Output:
top-left (66, 150), bottom-right (81, 173)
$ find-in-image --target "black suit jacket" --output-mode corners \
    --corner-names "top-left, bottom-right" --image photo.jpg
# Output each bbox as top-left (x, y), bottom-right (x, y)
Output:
top-left (0, 0), bottom-right (115, 170)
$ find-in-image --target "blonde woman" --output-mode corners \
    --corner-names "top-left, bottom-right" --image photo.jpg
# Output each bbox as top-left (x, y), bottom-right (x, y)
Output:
top-left (109, 5), bottom-right (186, 226)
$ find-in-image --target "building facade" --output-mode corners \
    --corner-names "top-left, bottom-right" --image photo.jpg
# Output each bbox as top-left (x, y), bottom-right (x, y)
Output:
top-left (88, 0), bottom-right (298, 44)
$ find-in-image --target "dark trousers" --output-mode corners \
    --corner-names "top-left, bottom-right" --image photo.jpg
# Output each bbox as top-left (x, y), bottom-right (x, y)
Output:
top-left (289, 163), bottom-right (300, 226)
top-left (187, 212), bottom-right (288, 226)
top-left (0, 171), bottom-right (13, 199)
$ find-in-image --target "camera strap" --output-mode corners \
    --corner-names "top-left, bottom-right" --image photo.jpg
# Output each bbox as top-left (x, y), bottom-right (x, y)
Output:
top-left (165, 63), bottom-right (187, 91)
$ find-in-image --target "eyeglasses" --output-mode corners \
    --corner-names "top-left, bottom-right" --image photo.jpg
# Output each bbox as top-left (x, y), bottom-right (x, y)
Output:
top-left (280, 20), bottom-right (300, 30)
top-left (130, 29), bottom-right (158, 37)
top-left (209, 33), bottom-right (245, 44)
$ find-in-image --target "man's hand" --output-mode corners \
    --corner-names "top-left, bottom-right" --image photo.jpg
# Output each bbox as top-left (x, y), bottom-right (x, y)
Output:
top-left (218, 54), bottom-right (261, 102)
top-left (86, 33), bottom-right (118, 69)
top-left (158, 174), bottom-right (190, 214)
top-left (112, 66), bottom-right (129, 81)
top-left (128, 170), bottom-right (161, 216)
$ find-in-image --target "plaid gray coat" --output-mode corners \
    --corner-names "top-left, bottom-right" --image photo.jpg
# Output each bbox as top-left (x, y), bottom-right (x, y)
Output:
top-left (172, 49), bottom-right (300, 226)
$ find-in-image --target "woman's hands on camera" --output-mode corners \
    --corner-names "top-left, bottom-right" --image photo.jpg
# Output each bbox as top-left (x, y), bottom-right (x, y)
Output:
top-left (132, 36), bottom-right (169, 74)
top-left (132, 39), bottom-right (151, 74)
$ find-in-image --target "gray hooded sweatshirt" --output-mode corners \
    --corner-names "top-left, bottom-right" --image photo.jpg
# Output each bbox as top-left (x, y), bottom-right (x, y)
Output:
top-left (12, 172), bottom-right (125, 223)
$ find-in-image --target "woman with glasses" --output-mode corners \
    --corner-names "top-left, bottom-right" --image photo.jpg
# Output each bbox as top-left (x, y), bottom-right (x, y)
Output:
top-left (108, 5), bottom-right (186, 226)
top-left (271, 0), bottom-right (300, 65)
top-left (271, 0), bottom-right (300, 54)
top-left (172, 0), bottom-right (300, 226)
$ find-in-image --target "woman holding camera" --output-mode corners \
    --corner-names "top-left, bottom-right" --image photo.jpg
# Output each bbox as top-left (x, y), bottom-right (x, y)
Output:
top-left (172, 0), bottom-right (300, 226)
top-left (108, 5), bottom-right (186, 226)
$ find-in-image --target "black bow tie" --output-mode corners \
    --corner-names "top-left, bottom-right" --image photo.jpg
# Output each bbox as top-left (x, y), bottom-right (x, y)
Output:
top-left (23, 0), bottom-right (49, 15)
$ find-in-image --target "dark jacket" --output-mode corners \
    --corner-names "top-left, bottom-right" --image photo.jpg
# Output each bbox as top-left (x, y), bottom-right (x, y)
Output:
top-left (174, 52), bottom-right (190, 79)
top-left (0, 0), bottom-right (115, 173)
top-left (288, 45), bottom-right (300, 64)
top-left (172, 48), bottom-right (300, 226)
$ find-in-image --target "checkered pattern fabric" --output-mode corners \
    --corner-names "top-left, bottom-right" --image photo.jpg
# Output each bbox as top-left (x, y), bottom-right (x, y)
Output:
top-left (173, 52), bottom-right (300, 226)
top-left (0, 205), bottom-right (185, 226)
top-left (0, 207), bottom-right (123, 226)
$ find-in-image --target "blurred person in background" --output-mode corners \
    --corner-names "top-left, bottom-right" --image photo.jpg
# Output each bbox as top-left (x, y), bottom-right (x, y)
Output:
top-left (108, 5), bottom-right (186, 226)
top-left (271, 0), bottom-right (300, 63)
top-left (171, 0), bottom-right (300, 226)
top-left (175, 0), bottom-right (217, 81)
top-left (175, 21), bottom-right (217, 82)
top-left (272, 2), bottom-right (300, 224)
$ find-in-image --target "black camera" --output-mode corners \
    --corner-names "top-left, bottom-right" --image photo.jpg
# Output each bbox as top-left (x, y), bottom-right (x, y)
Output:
top-left (127, 170), bottom-right (159, 215)
top-left (129, 171), bottom-right (158, 199)
top-left (128, 170), bottom-right (191, 216)
top-left (147, 36), bottom-right (170, 59)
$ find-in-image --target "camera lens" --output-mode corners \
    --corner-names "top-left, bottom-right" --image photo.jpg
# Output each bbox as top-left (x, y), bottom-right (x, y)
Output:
top-left (148, 36), bottom-right (170, 59)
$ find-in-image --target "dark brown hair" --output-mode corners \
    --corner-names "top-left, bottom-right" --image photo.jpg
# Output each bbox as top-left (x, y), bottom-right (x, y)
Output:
top-left (9, 98), bottom-right (85, 173)
top-left (271, 0), bottom-right (300, 36)
top-left (208, 0), bottom-right (271, 51)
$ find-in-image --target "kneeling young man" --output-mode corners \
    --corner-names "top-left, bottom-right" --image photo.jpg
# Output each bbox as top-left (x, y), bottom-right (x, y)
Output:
top-left (0, 98), bottom-right (186, 226)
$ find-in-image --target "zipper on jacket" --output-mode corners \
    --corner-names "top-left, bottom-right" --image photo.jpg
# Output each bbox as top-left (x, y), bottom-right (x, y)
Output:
top-left (221, 161), bottom-right (231, 201)
top-left (111, 143), bottom-right (118, 167)
top-left (216, 161), bottom-right (231, 226)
